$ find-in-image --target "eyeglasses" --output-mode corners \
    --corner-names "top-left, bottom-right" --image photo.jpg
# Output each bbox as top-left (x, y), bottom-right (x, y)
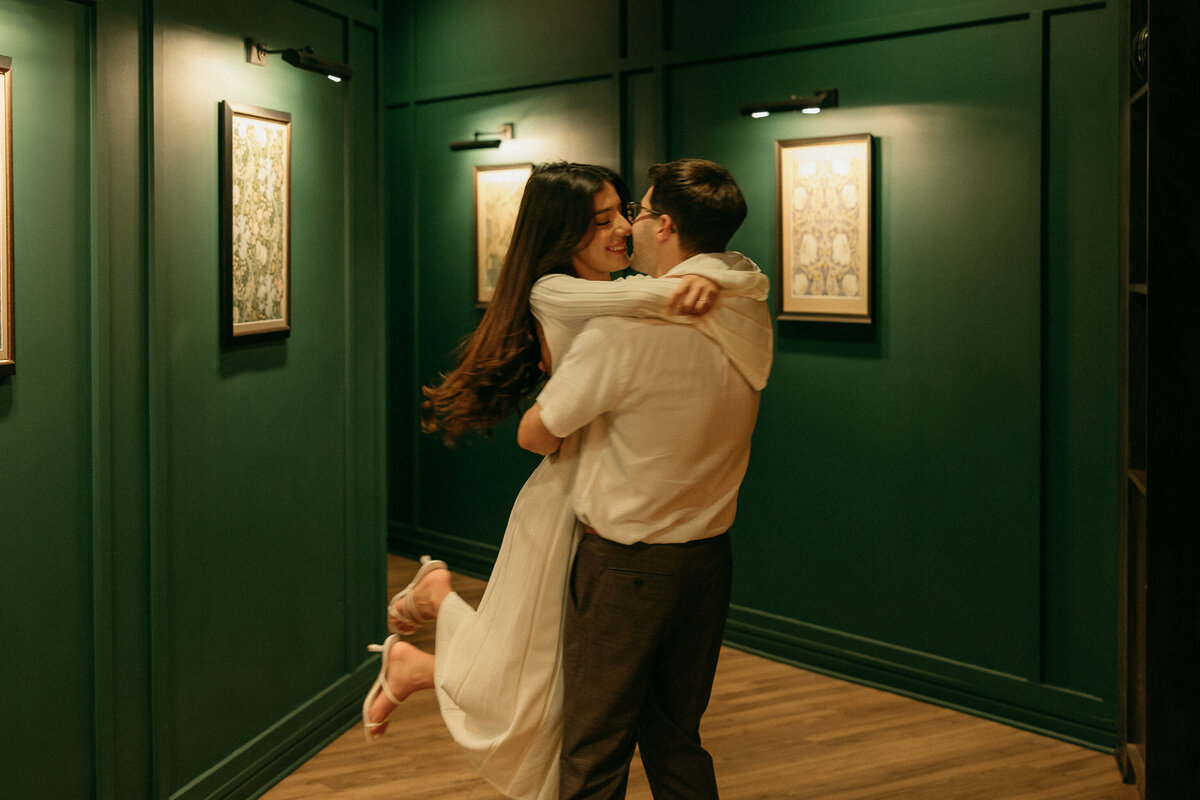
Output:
top-left (623, 201), bottom-right (664, 222)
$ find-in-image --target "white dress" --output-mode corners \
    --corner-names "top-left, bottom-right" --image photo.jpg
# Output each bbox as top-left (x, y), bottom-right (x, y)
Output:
top-left (432, 256), bottom-right (774, 800)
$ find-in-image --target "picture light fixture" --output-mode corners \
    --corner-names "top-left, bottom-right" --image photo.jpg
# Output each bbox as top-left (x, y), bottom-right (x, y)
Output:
top-left (740, 88), bottom-right (838, 118)
top-left (450, 123), bottom-right (516, 151)
top-left (245, 38), bottom-right (353, 83)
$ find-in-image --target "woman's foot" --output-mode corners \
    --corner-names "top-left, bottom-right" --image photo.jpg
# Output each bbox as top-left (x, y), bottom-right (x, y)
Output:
top-left (388, 559), bottom-right (453, 634)
top-left (364, 640), bottom-right (436, 739)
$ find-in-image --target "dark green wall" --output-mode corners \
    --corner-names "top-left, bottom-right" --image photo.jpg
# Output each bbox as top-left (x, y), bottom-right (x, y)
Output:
top-left (0, 0), bottom-right (385, 798)
top-left (0, 3), bottom-right (95, 798)
top-left (384, 0), bottom-right (1121, 749)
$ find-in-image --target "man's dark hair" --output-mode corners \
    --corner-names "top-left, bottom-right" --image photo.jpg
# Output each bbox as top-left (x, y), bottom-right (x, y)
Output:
top-left (647, 158), bottom-right (747, 255)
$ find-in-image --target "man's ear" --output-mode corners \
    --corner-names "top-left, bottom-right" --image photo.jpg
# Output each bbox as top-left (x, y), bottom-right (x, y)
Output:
top-left (656, 213), bottom-right (676, 241)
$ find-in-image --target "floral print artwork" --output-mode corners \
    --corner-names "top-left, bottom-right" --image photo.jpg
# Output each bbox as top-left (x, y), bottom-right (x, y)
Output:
top-left (474, 165), bottom-right (531, 305)
top-left (779, 136), bottom-right (872, 321)
top-left (231, 114), bottom-right (289, 327)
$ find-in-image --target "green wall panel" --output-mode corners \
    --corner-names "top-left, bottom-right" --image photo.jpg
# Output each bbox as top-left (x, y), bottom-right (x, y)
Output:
top-left (385, 105), bottom-right (416, 528)
top-left (0, 1), bottom-right (96, 797)
top-left (92, 0), bottom-right (156, 795)
top-left (671, 18), bottom-right (1044, 679)
top-left (0, 0), bottom-right (382, 797)
top-left (669, 0), bottom-right (1047, 60)
top-left (1041, 5), bottom-right (1119, 699)
top-left (410, 0), bottom-right (620, 99)
top-left (347, 18), bottom-right (387, 659)
top-left (623, 69), bottom-right (665, 186)
top-left (152, 1), bottom-right (379, 793)
top-left (382, 0), bottom-right (412, 106)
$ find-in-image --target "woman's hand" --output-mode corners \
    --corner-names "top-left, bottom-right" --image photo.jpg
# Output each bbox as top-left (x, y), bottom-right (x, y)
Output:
top-left (664, 274), bottom-right (720, 316)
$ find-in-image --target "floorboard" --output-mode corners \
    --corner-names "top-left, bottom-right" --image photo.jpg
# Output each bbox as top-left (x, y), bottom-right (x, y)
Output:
top-left (262, 556), bottom-right (1136, 800)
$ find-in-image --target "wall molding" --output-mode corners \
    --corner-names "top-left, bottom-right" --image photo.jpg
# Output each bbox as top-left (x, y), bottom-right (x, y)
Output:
top-left (725, 604), bottom-right (1117, 750)
top-left (170, 665), bottom-right (375, 800)
top-left (388, 522), bottom-right (500, 583)
top-left (389, 2), bottom-right (1110, 108)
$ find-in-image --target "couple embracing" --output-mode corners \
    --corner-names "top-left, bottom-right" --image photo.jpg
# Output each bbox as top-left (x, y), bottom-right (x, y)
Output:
top-left (364, 158), bottom-right (772, 800)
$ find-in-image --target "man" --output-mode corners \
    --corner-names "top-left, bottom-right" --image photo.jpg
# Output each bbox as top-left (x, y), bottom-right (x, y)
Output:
top-left (518, 159), bottom-right (773, 799)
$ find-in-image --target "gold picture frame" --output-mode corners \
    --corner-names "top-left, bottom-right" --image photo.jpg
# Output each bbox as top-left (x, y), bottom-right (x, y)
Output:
top-left (473, 163), bottom-right (531, 307)
top-left (220, 101), bottom-right (292, 345)
top-left (776, 133), bottom-right (873, 323)
top-left (1, 55), bottom-right (13, 376)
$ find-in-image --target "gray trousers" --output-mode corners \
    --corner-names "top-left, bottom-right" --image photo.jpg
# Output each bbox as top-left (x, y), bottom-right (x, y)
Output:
top-left (559, 532), bottom-right (732, 800)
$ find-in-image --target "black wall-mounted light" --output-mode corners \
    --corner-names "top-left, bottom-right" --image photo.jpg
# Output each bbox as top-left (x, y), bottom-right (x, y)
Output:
top-left (450, 123), bottom-right (515, 151)
top-left (245, 38), bottom-right (353, 82)
top-left (740, 88), bottom-right (839, 118)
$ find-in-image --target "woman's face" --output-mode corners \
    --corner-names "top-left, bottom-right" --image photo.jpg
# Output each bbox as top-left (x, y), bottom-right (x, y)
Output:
top-left (571, 181), bottom-right (632, 281)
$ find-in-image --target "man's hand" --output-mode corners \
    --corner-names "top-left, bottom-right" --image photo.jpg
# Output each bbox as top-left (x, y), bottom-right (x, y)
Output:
top-left (518, 403), bottom-right (563, 455)
top-left (664, 274), bottom-right (720, 316)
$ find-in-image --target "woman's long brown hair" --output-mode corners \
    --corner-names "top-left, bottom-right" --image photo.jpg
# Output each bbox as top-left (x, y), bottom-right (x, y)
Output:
top-left (421, 162), bottom-right (628, 445)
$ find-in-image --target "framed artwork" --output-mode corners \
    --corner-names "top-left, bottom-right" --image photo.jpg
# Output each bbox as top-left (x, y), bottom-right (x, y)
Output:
top-left (473, 163), bottom-right (531, 306)
top-left (1, 55), bottom-right (13, 376)
top-left (776, 133), bottom-right (874, 323)
top-left (219, 101), bottom-right (292, 345)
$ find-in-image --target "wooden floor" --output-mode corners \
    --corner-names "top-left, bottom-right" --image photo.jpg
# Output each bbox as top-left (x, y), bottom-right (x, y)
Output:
top-left (263, 556), bottom-right (1137, 800)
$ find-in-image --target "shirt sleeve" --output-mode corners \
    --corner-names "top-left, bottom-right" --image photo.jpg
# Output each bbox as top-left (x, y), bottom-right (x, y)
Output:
top-left (530, 273), bottom-right (688, 325)
top-left (529, 269), bottom-right (767, 326)
top-left (535, 321), bottom-right (627, 439)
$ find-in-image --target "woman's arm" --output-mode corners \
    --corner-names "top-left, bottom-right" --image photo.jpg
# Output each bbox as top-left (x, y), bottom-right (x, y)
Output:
top-left (517, 403), bottom-right (561, 455)
top-left (529, 257), bottom-right (773, 392)
top-left (530, 268), bottom-right (765, 325)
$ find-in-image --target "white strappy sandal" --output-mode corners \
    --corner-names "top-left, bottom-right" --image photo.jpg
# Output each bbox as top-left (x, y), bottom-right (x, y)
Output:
top-left (387, 555), bottom-right (447, 635)
top-left (362, 634), bottom-right (402, 741)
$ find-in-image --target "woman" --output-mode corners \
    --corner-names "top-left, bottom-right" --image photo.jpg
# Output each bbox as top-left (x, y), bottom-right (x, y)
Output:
top-left (363, 162), bottom-right (766, 799)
